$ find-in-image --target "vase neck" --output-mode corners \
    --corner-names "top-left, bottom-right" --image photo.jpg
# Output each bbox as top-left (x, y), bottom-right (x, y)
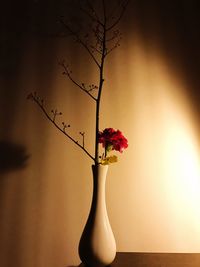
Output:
top-left (92, 164), bottom-right (108, 181)
top-left (91, 164), bottom-right (108, 207)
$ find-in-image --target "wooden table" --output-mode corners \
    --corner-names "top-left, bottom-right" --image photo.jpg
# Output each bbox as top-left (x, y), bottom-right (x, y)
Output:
top-left (111, 252), bottom-right (200, 267)
top-left (71, 252), bottom-right (200, 267)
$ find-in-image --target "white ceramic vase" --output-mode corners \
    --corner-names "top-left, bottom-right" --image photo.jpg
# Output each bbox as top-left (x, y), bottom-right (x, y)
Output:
top-left (78, 164), bottom-right (116, 267)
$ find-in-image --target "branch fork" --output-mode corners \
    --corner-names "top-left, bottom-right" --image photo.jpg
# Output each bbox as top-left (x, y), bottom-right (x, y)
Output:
top-left (28, 0), bottom-right (129, 165)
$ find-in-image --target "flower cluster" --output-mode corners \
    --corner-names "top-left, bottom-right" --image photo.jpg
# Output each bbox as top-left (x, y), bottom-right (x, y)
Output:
top-left (98, 128), bottom-right (128, 164)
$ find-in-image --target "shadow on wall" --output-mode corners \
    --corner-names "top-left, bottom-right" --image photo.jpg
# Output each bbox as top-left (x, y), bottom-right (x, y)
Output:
top-left (0, 141), bottom-right (29, 174)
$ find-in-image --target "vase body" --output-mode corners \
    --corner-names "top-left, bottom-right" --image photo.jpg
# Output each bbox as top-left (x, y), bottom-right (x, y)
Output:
top-left (78, 164), bottom-right (116, 267)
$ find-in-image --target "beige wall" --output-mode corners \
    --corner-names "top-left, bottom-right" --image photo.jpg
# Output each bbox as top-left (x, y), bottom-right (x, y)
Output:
top-left (1, 1), bottom-right (200, 266)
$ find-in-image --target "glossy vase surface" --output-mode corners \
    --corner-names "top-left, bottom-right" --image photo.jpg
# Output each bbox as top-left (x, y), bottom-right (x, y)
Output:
top-left (78, 164), bottom-right (116, 267)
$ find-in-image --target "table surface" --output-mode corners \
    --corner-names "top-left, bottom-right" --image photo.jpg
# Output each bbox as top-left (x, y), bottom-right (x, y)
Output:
top-left (112, 252), bottom-right (200, 267)
top-left (70, 252), bottom-right (200, 267)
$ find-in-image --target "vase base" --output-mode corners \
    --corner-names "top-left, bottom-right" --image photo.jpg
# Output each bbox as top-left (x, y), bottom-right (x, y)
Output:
top-left (80, 263), bottom-right (112, 267)
top-left (79, 263), bottom-right (112, 267)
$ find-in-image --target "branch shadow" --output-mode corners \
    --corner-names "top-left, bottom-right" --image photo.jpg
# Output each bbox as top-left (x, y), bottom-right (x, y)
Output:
top-left (0, 140), bottom-right (30, 174)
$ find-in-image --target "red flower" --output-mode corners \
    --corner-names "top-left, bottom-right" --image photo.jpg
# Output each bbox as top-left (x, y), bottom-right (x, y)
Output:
top-left (98, 128), bottom-right (128, 153)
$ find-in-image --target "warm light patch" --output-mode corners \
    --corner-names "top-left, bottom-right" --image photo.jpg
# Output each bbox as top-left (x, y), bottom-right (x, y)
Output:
top-left (113, 37), bottom-right (200, 251)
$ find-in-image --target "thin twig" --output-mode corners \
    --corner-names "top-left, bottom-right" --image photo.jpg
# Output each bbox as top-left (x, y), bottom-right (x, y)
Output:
top-left (81, 7), bottom-right (104, 27)
top-left (28, 93), bottom-right (96, 162)
top-left (79, 131), bottom-right (85, 148)
top-left (28, 0), bottom-right (129, 166)
top-left (94, 0), bottom-right (107, 163)
top-left (59, 61), bottom-right (97, 101)
top-left (59, 18), bottom-right (101, 68)
top-left (85, 0), bottom-right (103, 25)
top-left (90, 45), bottom-right (103, 55)
top-left (106, 30), bottom-right (121, 42)
top-left (105, 39), bottom-right (121, 56)
top-left (106, 0), bottom-right (129, 31)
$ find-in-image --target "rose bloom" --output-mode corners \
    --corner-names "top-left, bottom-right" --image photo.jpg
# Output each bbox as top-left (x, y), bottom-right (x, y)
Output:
top-left (98, 128), bottom-right (128, 153)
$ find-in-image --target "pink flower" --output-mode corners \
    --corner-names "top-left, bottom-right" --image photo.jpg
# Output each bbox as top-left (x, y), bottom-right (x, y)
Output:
top-left (98, 128), bottom-right (128, 153)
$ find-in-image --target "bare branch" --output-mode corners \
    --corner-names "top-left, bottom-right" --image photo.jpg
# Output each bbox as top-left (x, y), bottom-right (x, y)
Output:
top-left (105, 37), bottom-right (121, 56)
top-left (92, 24), bottom-right (104, 44)
top-left (62, 122), bottom-right (71, 132)
top-left (79, 131), bottom-right (85, 148)
top-left (28, 0), bottom-right (129, 166)
top-left (106, 30), bottom-right (122, 42)
top-left (90, 45), bottom-right (103, 55)
top-left (81, 6), bottom-right (104, 27)
top-left (59, 60), bottom-right (97, 101)
top-left (59, 18), bottom-right (100, 68)
top-left (51, 109), bottom-right (62, 122)
top-left (106, 0), bottom-right (129, 31)
top-left (27, 92), bottom-right (95, 162)
top-left (84, 0), bottom-right (103, 25)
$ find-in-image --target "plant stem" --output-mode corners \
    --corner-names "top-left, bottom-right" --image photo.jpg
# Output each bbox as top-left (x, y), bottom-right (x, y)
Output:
top-left (94, 0), bottom-right (107, 165)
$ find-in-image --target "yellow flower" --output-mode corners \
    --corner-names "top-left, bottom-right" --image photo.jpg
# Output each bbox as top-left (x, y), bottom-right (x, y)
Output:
top-left (101, 155), bottom-right (118, 165)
